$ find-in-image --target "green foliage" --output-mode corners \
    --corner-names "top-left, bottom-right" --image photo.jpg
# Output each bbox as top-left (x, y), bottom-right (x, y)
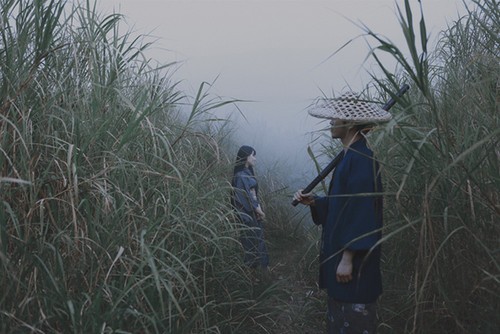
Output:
top-left (1, 0), bottom-right (498, 333)
top-left (360, 0), bottom-right (499, 333)
top-left (0, 1), bottom-right (278, 333)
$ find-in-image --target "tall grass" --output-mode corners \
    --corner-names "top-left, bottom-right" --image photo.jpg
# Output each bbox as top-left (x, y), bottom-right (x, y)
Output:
top-left (2, 0), bottom-right (498, 333)
top-left (359, 0), bottom-right (499, 332)
top-left (0, 1), bottom-right (280, 333)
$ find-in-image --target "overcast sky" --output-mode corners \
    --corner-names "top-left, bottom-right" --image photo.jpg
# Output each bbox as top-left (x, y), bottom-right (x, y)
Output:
top-left (96, 0), bottom-right (466, 186)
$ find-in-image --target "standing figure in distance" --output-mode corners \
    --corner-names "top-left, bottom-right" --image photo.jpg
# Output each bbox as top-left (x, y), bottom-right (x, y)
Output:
top-left (231, 145), bottom-right (269, 270)
top-left (293, 92), bottom-right (392, 333)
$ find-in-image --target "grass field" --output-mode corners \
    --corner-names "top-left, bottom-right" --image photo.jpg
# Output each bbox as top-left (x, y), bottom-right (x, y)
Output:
top-left (1, 0), bottom-right (498, 333)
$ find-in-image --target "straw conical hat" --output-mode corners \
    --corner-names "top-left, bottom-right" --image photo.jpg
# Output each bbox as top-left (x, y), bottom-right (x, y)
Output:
top-left (308, 92), bottom-right (392, 123)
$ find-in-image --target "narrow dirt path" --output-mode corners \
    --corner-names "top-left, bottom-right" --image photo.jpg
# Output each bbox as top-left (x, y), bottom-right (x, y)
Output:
top-left (263, 239), bottom-right (326, 333)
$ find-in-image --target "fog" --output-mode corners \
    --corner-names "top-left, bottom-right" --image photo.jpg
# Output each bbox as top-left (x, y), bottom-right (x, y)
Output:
top-left (97, 0), bottom-right (466, 188)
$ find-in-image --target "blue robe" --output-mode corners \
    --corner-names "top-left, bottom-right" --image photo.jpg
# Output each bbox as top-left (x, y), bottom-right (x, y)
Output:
top-left (311, 139), bottom-right (383, 303)
top-left (232, 168), bottom-right (269, 268)
top-left (232, 168), bottom-right (260, 217)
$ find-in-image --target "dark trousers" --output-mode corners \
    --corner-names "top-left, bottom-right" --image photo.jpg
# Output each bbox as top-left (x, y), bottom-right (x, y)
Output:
top-left (327, 298), bottom-right (377, 334)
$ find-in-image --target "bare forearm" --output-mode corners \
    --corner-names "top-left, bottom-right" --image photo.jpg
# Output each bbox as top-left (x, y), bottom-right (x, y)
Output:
top-left (341, 250), bottom-right (355, 263)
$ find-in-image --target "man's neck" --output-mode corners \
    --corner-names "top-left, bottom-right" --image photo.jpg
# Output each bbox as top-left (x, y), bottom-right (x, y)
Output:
top-left (341, 131), bottom-right (362, 148)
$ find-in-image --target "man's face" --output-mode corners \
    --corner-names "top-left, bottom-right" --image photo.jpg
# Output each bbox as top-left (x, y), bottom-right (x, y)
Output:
top-left (329, 118), bottom-right (350, 139)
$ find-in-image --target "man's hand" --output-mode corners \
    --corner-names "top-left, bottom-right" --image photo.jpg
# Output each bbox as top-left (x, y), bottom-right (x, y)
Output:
top-left (293, 189), bottom-right (315, 206)
top-left (336, 250), bottom-right (354, 283)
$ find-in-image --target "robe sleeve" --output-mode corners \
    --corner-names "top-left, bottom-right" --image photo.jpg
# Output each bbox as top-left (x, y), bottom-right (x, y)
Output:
top-left (339, 154), bottom-right (381, 250)
top-left (310, 196), bottom-right (328, 226)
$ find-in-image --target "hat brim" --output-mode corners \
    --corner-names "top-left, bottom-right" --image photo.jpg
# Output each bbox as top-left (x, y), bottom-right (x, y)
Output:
top-left (307, 94), bottom-right (392, 123)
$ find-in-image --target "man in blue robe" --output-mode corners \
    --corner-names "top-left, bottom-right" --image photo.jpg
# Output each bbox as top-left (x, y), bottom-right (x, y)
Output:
top-left (294, 92), bottom-right (392, 333)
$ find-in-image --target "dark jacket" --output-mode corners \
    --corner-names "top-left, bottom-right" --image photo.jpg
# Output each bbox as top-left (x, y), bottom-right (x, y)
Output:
top-left (311, 139), bottom-right (383, 303)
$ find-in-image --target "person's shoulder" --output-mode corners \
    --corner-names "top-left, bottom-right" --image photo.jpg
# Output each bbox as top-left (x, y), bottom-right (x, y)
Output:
top-left (346, 143), bottom-right (375, 167)
top-left (234, 169), bottom-right (250, 178)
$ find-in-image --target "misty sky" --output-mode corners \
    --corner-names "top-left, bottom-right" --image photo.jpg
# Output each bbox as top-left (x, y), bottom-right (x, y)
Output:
top-left (97, 0), bottom-right (466, 185)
